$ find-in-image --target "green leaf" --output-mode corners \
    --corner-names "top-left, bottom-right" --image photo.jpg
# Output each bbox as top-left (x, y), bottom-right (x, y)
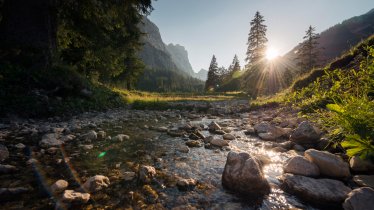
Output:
top-left (327, 104), bottom-right (344, 113)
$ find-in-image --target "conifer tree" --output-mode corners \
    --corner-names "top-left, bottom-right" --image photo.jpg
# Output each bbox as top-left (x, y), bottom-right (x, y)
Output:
top-left (296, 25), bottom-right (320, 73)
top-left (245, 11), bottom-right (268, 67)
top-left (205, 55), bottom-right (219, 91)
top-left (229, 55), bottom-right (241, 74)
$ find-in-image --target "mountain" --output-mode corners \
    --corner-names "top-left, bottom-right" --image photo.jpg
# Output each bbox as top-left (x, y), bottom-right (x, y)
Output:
top-left (137, 17), bottom-right (204, 92)
top-left (286, 8), bottom-right (374, 66)
top-left (166, 43), bottom-right (195, 75)
top-left (195, 69), bottom-right (208, 81)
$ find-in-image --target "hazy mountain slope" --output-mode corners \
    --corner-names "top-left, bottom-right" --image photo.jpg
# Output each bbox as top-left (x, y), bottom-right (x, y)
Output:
top-left (195, 69), bottom-right (208, 81)
top-left (166, 43), bottom-right (195, 75)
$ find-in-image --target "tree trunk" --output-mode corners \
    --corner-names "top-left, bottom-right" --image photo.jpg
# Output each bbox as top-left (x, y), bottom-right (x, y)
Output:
top-left (0, 0), bottom-right (56, 69)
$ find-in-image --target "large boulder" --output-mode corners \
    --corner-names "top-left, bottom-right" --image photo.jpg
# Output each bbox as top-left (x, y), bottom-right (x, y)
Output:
top-left (222, 152), bottom-right (270, 196)
top-left (290, 121), bottom-right (320, 147)
top-left (305, 149), bottom-right (350, 178)
top-left (39, 133), bottom-right (63, 148)
top-left (280, 173), bottom-right (351, 206)
top-left (254, 122), bottom-right (285, 141)
top-left (350, 156), bottom-right (374, 173)
top-left (82, 175), bottom-right (110, 192)
top-left (343, 187), bottom-right (374, 210)
top-left (283, 156), bottom-right (320, 177)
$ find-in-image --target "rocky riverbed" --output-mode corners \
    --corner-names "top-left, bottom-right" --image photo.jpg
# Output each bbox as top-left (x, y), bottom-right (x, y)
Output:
top-left (0, 100), bottom-right (373, 209)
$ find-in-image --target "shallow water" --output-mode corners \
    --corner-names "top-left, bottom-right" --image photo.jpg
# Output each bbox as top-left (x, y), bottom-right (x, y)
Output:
top-left (2, 114), bottom-right (318, 209)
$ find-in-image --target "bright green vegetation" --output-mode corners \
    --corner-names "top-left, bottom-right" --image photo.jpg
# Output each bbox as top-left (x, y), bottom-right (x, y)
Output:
top-left (253, 36), bottom-right (374, 160)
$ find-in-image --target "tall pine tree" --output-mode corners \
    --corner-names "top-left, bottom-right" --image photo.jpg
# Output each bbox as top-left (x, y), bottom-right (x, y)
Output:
top-left (205, 55), bottom-right (219, 91)
top-left (295, 25), bottom-right (320, 73)
top-left (229, 54), bottom-right (241, 74)
top-left (245, 11), bottom-right (268, 68)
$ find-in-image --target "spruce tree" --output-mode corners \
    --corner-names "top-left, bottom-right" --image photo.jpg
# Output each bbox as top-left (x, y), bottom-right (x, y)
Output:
top-left (245, 11), bottom-right (268, 68)
top-left (296, 25), bottom-right (320, 73)
top-left (205, 55), bottom-right (219, 91)
top-left (229, 55), bottom-right (241, 74)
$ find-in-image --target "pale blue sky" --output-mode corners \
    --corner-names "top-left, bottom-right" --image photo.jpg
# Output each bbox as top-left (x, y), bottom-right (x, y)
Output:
top-left (149, 0), bottom-right (374, 72)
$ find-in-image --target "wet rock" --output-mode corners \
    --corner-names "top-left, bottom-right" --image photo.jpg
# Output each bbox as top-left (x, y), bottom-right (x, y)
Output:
top-left (0, 144), bottom-right (9, 162)
top-left (122, 171), bottom-right (136, 181)
top-left (26, 158), bottom-right (38, 165)
top-left (168, 130), bottom-right (185, 137)
top-left (215, 130), bottom-right (226, 135)
top-left (177, 146), bottom-right (190, 153)
top-left (0, 187), bottom-right (29, 200)
top-left (203, 136), bottom-right (214, 144)
top-left (189, 133), bottom-right (200, 140)
top-left (155, 126), bottom-right (168, 132)
top-left (350, 156), bottom-right (374, 173)
top-left (61, 134), bottom-right (76, 142)
top-left (0, 164), bottom-right (17, 174)
top-left (177, 178), bottom-right (197, 191)
top-left (293, 144), bottom-right (305, 152)
top-left (14, 143), bottom-right (26, 149)
top-left (112, 134), bottom-right (130, 142)
top-left (290, 121), bottom-right (320, 147)
top-left (185, 140), bottom-right (202, 147)
top-left (82, 130), bottom-right (97, 141)
top-left (223, 133), bottom-right (235, 140)
top-left (343, 187), bottom-right (374, 210)
top-left (139, 165), bottom-right (156, 183)
top-left (254, 154), bottom-right (271, 166)
top-left (195, 130), bottom-right (205, 139)
top-left (51, 180), bottom-right (68, 193)
top-left (272, 147), bottom-right (288, 153)
top-left (62, 190), bottom-right (90, 203)
top-left (209, 121), bottom-right (221, 131)
top-left (353, 175), bottom-right (374, 188)
top-left (305, 149), bottom-right (350, 178)
top-left (222, 151), bottom-right (270, 196)
top-left (39, 133), bottom-right (63, 148)
top-left (254, 122), bottom-right (285, 141)
top-left (244, 127), bottom-right (255, 135)
top-left (97, 131), bottom-right (106, 140)
top-left (210, 139), bottom-right (229, 147)
top-left (279, 141), bottom-right (295, 150)
top-left (283, 156), bottom-right (320, 177)
top-left (280, 173), bottom-right (351, 206)
top-left (82, 175), bottom-right (110, 192)
top-left (80, 144), bottom-right (93, 150)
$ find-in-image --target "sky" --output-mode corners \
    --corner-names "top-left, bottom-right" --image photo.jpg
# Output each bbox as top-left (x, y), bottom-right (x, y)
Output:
top-left (148, 0), bottom-right (374, 72)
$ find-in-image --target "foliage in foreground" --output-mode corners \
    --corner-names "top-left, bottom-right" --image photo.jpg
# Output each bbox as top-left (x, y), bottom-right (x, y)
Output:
top-left (288, 44), bottom-right (374, 160)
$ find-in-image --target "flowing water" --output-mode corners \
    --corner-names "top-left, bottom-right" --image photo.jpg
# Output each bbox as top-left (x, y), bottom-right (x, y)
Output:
top-left (1, 112), bottom-right (318, 209)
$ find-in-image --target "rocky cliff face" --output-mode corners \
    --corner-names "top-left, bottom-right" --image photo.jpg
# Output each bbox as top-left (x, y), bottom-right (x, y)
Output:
top-left (166, 43), bottom-right (195, 75)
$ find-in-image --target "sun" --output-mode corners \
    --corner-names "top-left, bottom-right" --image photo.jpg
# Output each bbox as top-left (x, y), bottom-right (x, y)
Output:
top-left (266, 47), bottom-right (280, 60)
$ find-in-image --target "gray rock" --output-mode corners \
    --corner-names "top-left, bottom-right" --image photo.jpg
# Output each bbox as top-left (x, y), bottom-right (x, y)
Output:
top-left (343, 187), bottom-right (374, 210)
top-left (62, 190), bottom-right (90, 203)
top-left (80, 144), bottom-right (93, 150)
top-left (61, 134), bottom-right (76, 142)
top-left (223, 133), bottom-right (235, 140)
top-left (283, 156), bottom-right (320, 177)
top-left (176, 178), bottom-right (197, 191)
top-left (222, 152), bottom-right (270, 196)
top-left (305, 149), bottom-right (350, 178)
top-left (290, 121), bottom-right (320, 146)
top-left (203, 136), bottom-right (214, 144)
top-left (185, 140), bottom-right (202, 147)
top-left (353, 175), bottom-right (374, 188)
top-left (293, 144), bottom-right (305, 152)
top-left (209, 121), bottom-right (221, 131)
top-left (39, 133), bottom-right (63, 148)
top-left (14, 143), bottom-right (26, 149)
top-left (112, 134), bottom-right (130, 142)
top-left (254, 122), bottom-right (285, 141)
top-left (139, 165), bottom-right (156, 183)
top-left (210, 139), bottom-right (229, 147)
top-left (97, 131), bottom-right (106, 140)
top-left (122, 171), bottom-right (136, 181)
top-left (215, 130), bottom-right (226, 135)
top-left (82, 130), bottom-right (97, 141)
top-left (177, 145), bottom-right (190, 153)
top-left (51, 180), bottom-right (68, 193)
top-left (350, 156), bottom-right (374, 172)
top-left (280, 173), bottom-right (351, 206)
top-left (82, 175), bottom-right (110, 192)
top-left (155, 126), bottom-right (168, 132)
top-left (0, 164), bottom-right (17, 174)
top-left (0, 144), bottom-right (9, 162)
top-left (0, 187), bottom-right (29, 198)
